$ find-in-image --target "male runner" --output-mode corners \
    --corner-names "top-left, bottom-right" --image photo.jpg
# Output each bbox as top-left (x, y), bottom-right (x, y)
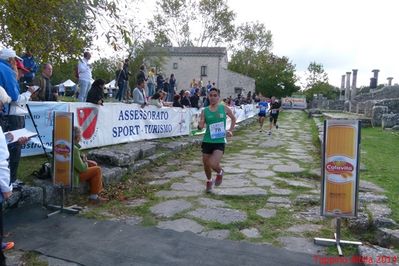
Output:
top-left (268, 96), bottom-right (281, 135)
top-left (198, 88), bottom-right (236, 193)
top-left (256, 96), bottom-right (269, 132)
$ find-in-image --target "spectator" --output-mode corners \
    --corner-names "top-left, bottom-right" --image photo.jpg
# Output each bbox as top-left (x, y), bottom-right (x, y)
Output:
top-left (181, 90), bottom-right (191, 107)
top-left (156, 72), bottom-right (164, 91)
top-left (149, 92), bottom-right (162, 108)
top-left (190, 88), bottom-right (200, 109)
top-left (132, 79), bottom-right (147, 108)
top-left (206, 81), bottom-right (212, 92)
top-left (73, 126), bottom-right (106, 204)
top-left (0, 125), bottom-right (14, 262)
top-left (115, 62), bottom-right (127, 102)
top-left (172, 94), bottom-right (183, 108)
top-left (168, 74), bottom-right (176, 102)
top-left (0, 48), bottom-right (33, 189)
top-left (86, 79), bottom-right (105, 105)
top-left (58, 84), bottom-right (65, 97)
top-left (147, 67), bottom-right (156, 97)
top-left (123, 59), bottom-right (131, 100)
top-left (30, 63), bottom-right (57, 101)
top-left (20, 49), bottom-right (38, 83)
top-left (77, 51), bottom-right (92, 102)
top-left (136, 64), bottom-right (146, 83)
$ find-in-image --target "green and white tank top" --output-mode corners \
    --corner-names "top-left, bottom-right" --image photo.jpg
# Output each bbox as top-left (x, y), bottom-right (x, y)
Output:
top-left (203, 104), bottom-right (226, 143)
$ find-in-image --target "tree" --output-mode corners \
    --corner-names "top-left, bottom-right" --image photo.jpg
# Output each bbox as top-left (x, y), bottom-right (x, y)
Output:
top-left (149, 0), bottom-right (236, 47)
top-left (228, 21), bottom-right (299, 98)
top-left (304, 61), bottom-right (328, 89)
top-left (0, 0), bottom-right (132, 63)
top-left (303, 62), bottom-right (338, 101)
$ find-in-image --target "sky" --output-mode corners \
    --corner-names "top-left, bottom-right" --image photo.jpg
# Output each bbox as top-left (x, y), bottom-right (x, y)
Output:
top-left (101, 0), bottom-right (398, 89)
top-left (227, 0), bottom-right (398, 88)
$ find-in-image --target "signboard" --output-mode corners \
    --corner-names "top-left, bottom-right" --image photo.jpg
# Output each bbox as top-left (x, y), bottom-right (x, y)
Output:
top-left (53, 112), bottom-right (74, 188)
top-left (321, 120), bottom-right (360, 217)
top-left (281, 96), bottom-right (307, 109)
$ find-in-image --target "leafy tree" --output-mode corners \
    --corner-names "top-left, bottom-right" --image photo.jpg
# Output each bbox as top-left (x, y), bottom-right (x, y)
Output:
top-left (303, 62), bottom-right (339, 101)
top-left (149, 0), bottom-right (236, 47)
top-left (229, 21), bottom-right (299, 98)
top-left (304, 61), bottom-right (328, 89)
top-left (0, 0), bottom-right (131, 63)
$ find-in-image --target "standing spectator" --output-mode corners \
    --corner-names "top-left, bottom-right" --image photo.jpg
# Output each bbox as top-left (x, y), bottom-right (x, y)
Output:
top-left (206, 81), bottom-right (212, 92)
top-left (86, 79), bottom-right (105, 105)
top-left (0, 125), bottom-right (14, 263)
top-left (181, 90), bottom-right (191, 107)
top-left (136, 64), bottom-right (146, 83)
top-left (20, 49), bottom-right (38, 83)
top-left (30, 63), bottom-right (58, 101)
top-left (115, 62), bottom-right (127, 102)
top-left (162, 78), bottom-right (170, 94)
top-left (77, 51), bottom-right (92, 102)
top-left (58, 83), bottom-right (65, 97)
top-left (168, 74), bottom-right (176, 102)
top-left (123, 59), bottom-right (131, 100)
top-left (132, 79), bottom-right (147, 108)
top-left (156, 72), bottom-right (164, 91)
top-left (147, 67), bottom-right (156, 97)
top-left (190, 88), bottom-right (200, 109)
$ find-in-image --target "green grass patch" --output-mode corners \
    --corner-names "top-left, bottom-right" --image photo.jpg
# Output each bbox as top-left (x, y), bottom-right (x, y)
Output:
top-left (360, 128), bottom-right (399, 222)
top-left (21, 251), bottom-right (48, 266)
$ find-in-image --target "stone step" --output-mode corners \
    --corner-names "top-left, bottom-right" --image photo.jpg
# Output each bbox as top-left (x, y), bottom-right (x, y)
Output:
top-left (376, 228), bottom-right (399, 248)
top-left (87, 141), bottom-right (159, 167)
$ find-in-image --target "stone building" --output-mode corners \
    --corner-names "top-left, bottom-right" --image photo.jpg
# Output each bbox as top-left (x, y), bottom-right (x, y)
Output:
top-left (145, 47), bottom-right (255, 99)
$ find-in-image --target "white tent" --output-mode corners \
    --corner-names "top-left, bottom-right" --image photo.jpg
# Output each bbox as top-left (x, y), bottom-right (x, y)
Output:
top-left (106, 79), bottom-right (116, 88)
top-left (63, 79), bottom-right (76, 87)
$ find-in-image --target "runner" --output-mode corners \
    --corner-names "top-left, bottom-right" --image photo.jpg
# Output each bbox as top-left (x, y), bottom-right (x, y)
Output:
top-left (198, 88), bottom-right (236, 193)
top-left (256, 96), bottom-right (269, 132)
top-left (268, 96), bottom-right (281, 135)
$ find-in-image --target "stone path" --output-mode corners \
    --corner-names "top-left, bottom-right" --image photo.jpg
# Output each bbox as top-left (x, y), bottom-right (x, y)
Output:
top-left (81, 110), bottom-right (397, 259)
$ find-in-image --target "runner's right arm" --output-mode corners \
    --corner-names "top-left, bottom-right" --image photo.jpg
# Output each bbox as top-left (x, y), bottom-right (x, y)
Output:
top-left (198, 110), bottom-right (205, 130)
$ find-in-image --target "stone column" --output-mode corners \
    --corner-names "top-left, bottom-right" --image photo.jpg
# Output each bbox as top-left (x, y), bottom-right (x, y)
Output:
top-left (351, 69), bottom-right (358, 100)
top-left (387, 77), bottom-right (393, 86)
top-left (340, 75), bottom-right (346, 100)
top-left (345, 72), bottom-right (351, 101)
top-left (372, 69), bottom-right (380, 85)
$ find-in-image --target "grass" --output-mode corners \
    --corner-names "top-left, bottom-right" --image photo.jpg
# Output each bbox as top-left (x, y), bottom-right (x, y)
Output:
top-left (360, 128), bottom-right (399, 222)
top-left (21, 251), bottom-right (48, 266)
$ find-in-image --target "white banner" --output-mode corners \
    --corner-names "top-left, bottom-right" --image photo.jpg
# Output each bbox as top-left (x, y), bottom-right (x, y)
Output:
top-left (21, 102), bottom-right (69, 156)
top-left (21, 102), bottom-right (256, 157)
top-left (69, 103), bottom-right (191, 149)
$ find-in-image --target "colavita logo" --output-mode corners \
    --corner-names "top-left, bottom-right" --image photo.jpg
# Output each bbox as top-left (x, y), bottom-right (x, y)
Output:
top-left (326, 161), bottom-right (353, 173)
top-left (55, 144), bottom-right (70, 157)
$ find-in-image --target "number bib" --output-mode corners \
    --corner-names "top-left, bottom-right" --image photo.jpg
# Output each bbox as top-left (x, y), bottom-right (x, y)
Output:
top-left (271, 109), bottom-right (278, 114)
top-left (209, 121), bottom-right (226, 139)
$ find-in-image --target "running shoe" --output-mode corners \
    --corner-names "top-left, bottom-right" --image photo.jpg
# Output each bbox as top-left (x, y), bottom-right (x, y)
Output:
top-left (268, 131), bottom-right (272, 135)
top-left (206, 180), bottom-right (213, 193)
top-left (2, 242), bottom-right (14, 251)
top-left (276, 124), bottom-right (279, 129)
top-left (215, 169), bottom-right (224, 186)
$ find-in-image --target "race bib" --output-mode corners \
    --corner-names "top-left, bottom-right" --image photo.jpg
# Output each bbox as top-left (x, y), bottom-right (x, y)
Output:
top-left (209, 121), bottom-right (226, 139)
top-left (271, 109), bottom-right (278, 114)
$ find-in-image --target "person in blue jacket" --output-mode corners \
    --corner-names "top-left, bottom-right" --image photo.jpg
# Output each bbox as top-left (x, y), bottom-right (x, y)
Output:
top-left (20, 49), bottom-right (38, 83)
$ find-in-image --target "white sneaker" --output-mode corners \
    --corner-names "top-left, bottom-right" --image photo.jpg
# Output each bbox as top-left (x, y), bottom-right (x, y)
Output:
top-left (268, 131), bottom-right (272, 135)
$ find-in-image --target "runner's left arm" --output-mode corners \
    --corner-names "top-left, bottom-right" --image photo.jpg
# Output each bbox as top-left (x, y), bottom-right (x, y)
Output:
top-left (224, 105), bottom-right (236, 132)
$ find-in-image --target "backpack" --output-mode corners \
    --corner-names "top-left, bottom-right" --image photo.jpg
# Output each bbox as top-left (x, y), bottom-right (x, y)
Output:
top-left (32, 162), bottom-right (52, 180)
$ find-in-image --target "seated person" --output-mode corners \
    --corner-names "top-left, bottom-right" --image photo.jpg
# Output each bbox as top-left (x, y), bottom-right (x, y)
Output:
top-left (172, 94), bottom-right (184, 108)
top-left (148, 92), bottom-right (162, 108)
top-left (86, 79), bottom-right (105, 105)
top-left (73, 126), bottom-right (106, 203)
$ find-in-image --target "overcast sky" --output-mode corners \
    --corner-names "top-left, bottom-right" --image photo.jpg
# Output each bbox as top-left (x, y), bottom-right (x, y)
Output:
top-left (228, 0), bottom-right (398, 88)
top-left (124, 0), bottom-right (398, 88)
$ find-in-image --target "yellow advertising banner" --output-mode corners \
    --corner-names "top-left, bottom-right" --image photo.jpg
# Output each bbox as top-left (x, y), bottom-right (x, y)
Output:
top-left (53, 112), bottom-right (74, 187)
top-left (321, 120), bottom-right (360, 218)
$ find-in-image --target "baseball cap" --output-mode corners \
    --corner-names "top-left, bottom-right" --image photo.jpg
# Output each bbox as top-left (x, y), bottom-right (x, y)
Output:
top-left (0, 48), bottom-right (22, 61)
top-left (16, 59), bottom-right (29, 73)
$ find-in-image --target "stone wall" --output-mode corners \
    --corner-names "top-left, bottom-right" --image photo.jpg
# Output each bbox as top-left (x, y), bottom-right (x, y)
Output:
top-left (354, 85), bottom-right (399, 102)
top-left (311, 99), bottom-right (344, 110)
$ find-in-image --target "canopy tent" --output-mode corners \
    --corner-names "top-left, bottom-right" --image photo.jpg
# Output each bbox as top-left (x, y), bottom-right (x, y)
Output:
top-left (63, 79), bottom-right (76, 87)
top-left (106, 79), bottom-right (116, 88)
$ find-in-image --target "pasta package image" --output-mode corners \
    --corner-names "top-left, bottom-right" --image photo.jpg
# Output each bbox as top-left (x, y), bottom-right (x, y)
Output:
top-left (321, 120), bottom-right (360, 217)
